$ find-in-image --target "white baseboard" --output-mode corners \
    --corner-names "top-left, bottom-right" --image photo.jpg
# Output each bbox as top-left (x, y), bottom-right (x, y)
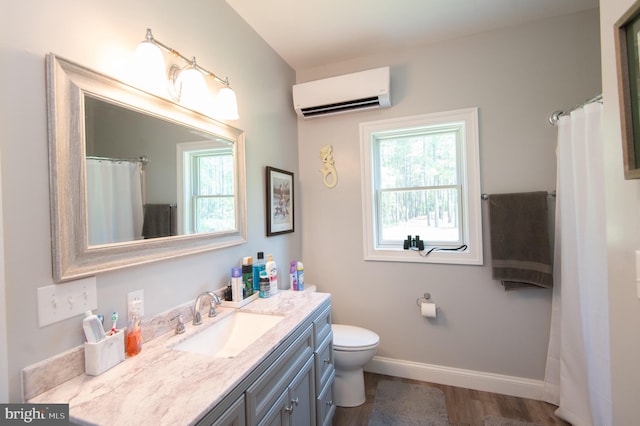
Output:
top-left (364, 356), bottom-right (545, 401)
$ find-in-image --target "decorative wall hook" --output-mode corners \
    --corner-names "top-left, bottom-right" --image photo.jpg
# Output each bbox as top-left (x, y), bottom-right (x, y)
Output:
top-left (319, 145), bottom-right (338, 188)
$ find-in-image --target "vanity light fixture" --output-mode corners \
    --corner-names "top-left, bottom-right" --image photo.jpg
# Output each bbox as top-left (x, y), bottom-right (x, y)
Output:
top-left (134, 30), bottom-right (167, 92)
top-left (136, 28), bottom-right (239, 120)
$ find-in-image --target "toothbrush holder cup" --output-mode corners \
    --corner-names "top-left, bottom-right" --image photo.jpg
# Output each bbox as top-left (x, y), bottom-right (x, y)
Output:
top-left (84, 328), bottom-right (125, 376)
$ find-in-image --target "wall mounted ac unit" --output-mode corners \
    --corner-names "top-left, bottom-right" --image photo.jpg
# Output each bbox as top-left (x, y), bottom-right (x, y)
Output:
top-left (292, 66), bottom-right (391, 118)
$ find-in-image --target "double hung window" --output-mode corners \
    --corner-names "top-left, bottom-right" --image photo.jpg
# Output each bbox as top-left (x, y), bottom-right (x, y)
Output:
top-left (360, 108), bottom-right (482, 264)
top-left (178, 141), bottom-right (235, 234)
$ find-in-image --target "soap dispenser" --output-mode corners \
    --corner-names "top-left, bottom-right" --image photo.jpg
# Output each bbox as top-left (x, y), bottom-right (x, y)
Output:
top-left (126, 300), bottom-right (142, 357)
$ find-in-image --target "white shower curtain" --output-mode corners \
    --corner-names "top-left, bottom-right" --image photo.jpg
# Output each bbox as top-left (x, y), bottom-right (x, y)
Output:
top-left (543, 102), bottom-right (612, 426)
top-left (86, 159), bottom-right (144, 245)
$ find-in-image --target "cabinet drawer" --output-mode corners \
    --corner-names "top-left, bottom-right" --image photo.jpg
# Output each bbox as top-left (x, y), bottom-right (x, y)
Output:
top-left (246, 324), bottom-right (314, 424)
top-left (314, 331), bottom-right (334, 393)
top-left (313, 304), bottom-right (332, 348)
top-left (316, 370), bottom-right (336, 426)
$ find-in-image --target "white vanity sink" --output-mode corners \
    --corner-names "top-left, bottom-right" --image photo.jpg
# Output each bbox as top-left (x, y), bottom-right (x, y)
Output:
top-left (172, 311), bottom-right (284, 358)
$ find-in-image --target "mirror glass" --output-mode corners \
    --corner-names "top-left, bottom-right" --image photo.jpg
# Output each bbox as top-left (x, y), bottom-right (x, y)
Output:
top-left (84, 95), bottom-right (237, 245)
top-left (46, 54), bottom-right (246, 282)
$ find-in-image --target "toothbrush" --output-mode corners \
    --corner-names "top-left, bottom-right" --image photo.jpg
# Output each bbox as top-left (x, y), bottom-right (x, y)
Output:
top-left (109, 312), bottom-right (118, 335)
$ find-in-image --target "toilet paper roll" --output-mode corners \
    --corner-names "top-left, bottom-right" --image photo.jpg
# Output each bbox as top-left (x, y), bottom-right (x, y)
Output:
top-left (421, 302), bottom-right (437, 318)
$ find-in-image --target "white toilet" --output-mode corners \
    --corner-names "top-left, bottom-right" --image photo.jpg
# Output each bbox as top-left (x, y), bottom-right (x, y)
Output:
top-left (332, 324), bottom-right (380, 407)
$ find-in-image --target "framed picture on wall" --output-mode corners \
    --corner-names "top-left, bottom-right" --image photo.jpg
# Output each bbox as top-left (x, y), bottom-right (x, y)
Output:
top-left (615, 1), bottom-right (640, 179)
top-left (266, 166), bottom-right (294, 236)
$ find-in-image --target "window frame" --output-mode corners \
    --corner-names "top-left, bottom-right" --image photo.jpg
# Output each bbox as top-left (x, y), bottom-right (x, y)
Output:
top-left (177, 140), bottom-right (238, 235)
top-left (359, 108), bottom-right (483, 265)
top-left (190, 150), bottom-right (236, 233)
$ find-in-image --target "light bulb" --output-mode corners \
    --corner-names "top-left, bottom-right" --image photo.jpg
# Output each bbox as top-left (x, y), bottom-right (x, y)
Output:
top-left (215, 86), bottom-right (239, 120)
top-left (134, 40), bottom-right (166, 95)
top-left (177, 62), bottom-right (208, 111)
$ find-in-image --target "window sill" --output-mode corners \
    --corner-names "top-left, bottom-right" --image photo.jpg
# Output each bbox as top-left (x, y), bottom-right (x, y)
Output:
top-left (364, 247), bottom-right (483, 265)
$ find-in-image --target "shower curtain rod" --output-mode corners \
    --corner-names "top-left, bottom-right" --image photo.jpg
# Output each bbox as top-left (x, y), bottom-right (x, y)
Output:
top-left (86, 155), bottom-right (149, 165)
top-left (548, 93), bottom-right (602, 126)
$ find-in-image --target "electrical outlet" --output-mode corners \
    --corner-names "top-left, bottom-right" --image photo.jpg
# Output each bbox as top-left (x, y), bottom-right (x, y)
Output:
top-left (37, 276), bottom-right (98, 327)
top-left (127, 290), bottom-right (144, 317)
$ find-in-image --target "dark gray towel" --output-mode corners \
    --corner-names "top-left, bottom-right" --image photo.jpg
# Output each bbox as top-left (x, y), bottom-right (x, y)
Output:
top-left (488, 192), bottom-right (553, 290)
top-left (142, 204), bottom-right (177, 239)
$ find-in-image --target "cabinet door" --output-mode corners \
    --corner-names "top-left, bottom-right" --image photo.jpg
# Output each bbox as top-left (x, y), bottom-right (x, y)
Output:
top-left (246, 326), bottom-right (314, 424)
top-left (211, 394), bottom-right (245, 426)
top-left (288, 357), bottom-right (316, 426)
top-left (316, 371), bottom-right (336, 426)
top-left (314, 332), bottom-right (334, 393)
top-left (257, 389), bottom-right (288, 426)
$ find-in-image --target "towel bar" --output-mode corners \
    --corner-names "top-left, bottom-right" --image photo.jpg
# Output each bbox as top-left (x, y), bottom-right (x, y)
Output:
top-left (481, 191), bottom-right (556, 200)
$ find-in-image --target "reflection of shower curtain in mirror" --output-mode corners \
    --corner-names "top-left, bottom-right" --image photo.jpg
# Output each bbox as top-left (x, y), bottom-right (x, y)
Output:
top-left (86, 159), bottom-right (144, 245)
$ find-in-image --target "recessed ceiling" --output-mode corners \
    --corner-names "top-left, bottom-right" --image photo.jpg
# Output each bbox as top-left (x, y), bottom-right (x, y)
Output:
top-left (225, 0), bottom-right (599, 71)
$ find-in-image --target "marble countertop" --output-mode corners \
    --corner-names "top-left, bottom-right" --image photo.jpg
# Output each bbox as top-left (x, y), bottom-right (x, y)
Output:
top-left (29, 290), bottom-right (331, 426)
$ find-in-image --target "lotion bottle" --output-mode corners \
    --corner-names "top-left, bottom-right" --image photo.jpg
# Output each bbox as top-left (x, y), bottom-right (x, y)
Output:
top-left (266, 255), bottom-right (278, 295)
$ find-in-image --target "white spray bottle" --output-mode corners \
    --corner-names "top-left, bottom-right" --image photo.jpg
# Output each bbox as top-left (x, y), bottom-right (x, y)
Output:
top-left (266, 254), bottom-right (278, 295)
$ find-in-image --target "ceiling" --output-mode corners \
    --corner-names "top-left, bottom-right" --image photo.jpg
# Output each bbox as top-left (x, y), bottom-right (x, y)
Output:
top-left (225, 0), bottom-right (599, 71)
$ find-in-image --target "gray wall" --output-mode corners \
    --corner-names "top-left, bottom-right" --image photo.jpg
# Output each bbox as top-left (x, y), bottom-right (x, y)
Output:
top-left (0, 0), bottom-right (299, 401)
top-left (0, 0), bottom-right (609, 408)
top-left (297, 9), bottom-right (601, 381)
top-left (601, 0), bottom-right (640, 423)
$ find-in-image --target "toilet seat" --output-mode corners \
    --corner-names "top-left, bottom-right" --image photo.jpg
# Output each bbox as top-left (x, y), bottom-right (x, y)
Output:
top-left (332, 324), bottom-right (379, 352)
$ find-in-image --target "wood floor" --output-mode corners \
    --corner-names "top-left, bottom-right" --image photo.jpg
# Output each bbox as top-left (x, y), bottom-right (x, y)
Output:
top-left (332, 372), bottom-right (570, 426)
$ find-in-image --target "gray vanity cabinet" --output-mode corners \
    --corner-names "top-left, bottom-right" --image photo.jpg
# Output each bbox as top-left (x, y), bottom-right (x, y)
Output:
top-left (312, 305), bottom-right (335, 426)
top-left (257, 357), bottom-right (315, 426)
top-left (246, 324), bottom-right (315, 425)
top-left (195, 299), bottom-right (333, 426)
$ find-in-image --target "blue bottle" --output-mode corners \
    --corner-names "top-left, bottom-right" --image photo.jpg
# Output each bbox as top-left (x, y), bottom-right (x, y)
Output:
top-left (259, 270), bottom-right (270, 298)
top-left (252, 252), bottom-right (265, 292)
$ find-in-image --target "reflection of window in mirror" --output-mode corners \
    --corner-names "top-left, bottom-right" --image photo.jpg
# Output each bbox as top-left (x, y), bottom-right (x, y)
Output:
top-left (178, 141), bottom-right (235, 234)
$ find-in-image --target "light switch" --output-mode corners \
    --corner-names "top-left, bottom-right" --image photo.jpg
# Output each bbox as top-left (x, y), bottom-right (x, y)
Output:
top-left (37, 276), bottom-right (98, 327)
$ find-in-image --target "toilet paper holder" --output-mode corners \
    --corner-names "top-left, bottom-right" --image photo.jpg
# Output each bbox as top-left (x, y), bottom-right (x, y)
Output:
top-left (416, 292), bottom-right (432, 307)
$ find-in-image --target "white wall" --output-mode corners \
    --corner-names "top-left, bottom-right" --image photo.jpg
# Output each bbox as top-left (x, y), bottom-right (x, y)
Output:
top-left (298, 10), bottom-right (601, 383)
top-left (0, 0), bottom-right (299, 402)
top-left (600, 1), bottom-right (640, 423)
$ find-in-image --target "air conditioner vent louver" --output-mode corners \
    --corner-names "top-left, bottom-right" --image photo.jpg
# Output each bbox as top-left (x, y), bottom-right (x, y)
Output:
top-left (292, 67), bottom-right (391, 118)
top-left (300, 96), bottom-right (381, 117)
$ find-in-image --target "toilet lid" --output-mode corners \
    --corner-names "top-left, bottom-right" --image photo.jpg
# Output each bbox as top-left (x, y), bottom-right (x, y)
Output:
top-left (332, 324), bottom-right (379, 350)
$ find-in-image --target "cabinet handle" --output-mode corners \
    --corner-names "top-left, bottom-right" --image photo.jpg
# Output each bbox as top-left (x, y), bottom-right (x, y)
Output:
top-left (325, 400), bottom-right (333, 406)
top-left (285, 397), bottom-right (299, 413)
top-left (323, 358), bottom-right (331, 364)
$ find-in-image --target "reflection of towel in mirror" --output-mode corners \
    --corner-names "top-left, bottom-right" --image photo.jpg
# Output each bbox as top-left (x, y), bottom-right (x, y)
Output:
top-left (488, 192), bottom-right (553, 290)
top-left (142, 204), bottom-right (177, 239)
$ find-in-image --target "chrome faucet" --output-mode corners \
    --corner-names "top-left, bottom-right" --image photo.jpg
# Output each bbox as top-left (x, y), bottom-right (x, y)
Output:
top-left (171, 314), bottom-right (186, 334)
top-left (192, 291), bottom-right (222, 325)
